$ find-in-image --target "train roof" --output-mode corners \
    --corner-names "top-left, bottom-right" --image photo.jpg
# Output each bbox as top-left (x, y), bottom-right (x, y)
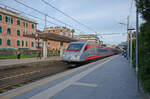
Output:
top-left (70, 41), bottom-right (87, 44)
top-left (70, 41), bottom-right (102, 46)
top-left (69, 41), bottom-right (115, 50)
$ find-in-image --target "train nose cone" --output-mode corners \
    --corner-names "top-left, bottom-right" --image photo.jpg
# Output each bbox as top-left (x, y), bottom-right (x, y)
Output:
top-left (62, 52), bottom-right (80, 62)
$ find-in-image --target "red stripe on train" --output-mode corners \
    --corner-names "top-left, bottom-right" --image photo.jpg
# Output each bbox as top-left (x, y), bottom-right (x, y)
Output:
top-left (84, 53), bottom-right (113, 61)
top-left (66, 50), bottom-right (80, 52)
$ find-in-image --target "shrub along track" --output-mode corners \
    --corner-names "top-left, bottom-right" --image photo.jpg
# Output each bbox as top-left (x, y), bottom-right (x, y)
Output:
top-left (0, 61), bottom-right (70, 93)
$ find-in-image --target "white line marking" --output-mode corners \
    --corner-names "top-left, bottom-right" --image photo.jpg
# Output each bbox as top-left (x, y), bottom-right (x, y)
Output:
top-left (29, 56), bottom-right (117, 99)
top-left (72, 82), bottom-right (98, 87)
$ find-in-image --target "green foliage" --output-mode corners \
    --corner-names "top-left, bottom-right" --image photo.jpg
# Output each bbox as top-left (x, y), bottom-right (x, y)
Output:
top-left (136, 0), bottom-right (150, 21)
top-left (141, 79), bottom-right (150, 93)
top-left (0, 55), bottom-right (36, 59)
top-left (0, 54), bottom-right (59, 59)
top-left (132, 21), bottom-right (150, 94)
top-left (138, 22), bottom-right (150, 94)
top-left (135, 0), bottom-right (150, 93)
top-left (132, 39), bottom-right (136, 68)
top-left (71, 29), bottom-right (75, 33)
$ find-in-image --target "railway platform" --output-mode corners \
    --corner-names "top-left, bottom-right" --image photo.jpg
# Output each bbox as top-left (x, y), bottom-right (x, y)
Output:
top-left (0, 56), bottom-right (60, 69)
top-left (0, 55), bottom-right (147, 99)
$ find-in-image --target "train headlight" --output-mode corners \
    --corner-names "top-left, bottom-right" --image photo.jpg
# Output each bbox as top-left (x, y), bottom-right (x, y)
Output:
top-left (63, 54), bottom-right (66, 57)
top-left (75, 54), bottom-right (80, 58)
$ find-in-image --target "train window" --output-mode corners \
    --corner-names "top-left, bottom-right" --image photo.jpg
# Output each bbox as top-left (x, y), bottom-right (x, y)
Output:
top-left (98, 48), bottom-right (107, 52)
top-left (84, 45), bottom-right (88, 51)
top-left (67, 43), bottom-right (84, 51)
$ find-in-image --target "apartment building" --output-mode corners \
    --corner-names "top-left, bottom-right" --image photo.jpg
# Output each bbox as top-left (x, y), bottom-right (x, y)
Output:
top-left (0, 7), bottom-right (37, 50)
top-left (74, 34), bottom-right (102, 44)
top-left (44, 26), bottom-right (71, 50)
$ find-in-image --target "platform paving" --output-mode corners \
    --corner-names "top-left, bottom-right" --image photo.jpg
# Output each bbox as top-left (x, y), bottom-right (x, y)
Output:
top-left (0, 56), bottom-right (60, 67)
top-left (0, 55), bottom-right (147, 99)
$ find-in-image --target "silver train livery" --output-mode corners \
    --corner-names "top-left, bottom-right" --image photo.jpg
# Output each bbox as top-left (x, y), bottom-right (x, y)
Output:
top-left (62, 41), bottom-right (116, 63)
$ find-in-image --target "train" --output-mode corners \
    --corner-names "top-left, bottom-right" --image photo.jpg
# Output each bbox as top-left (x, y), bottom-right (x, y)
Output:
top-left (62, 41), bottom-right (119, 64)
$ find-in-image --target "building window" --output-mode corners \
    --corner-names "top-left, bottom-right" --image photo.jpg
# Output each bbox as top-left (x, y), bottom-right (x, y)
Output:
top-left (5, 16), bottom-right (13, 23)
top-left (5, 16), bottom-right (11, 23)
top-left (7, 28), bottom-right (11, 34)
top-left (7, 39), bottom-right (11, 46)
top-left (31, 41), bottom-right (34, 47)
top-left (17, 30), bottom-right (20, 36)
top-left (5, 16), bottom-right (8, 22)
top-left (22, 40), bottom-right (24, 47)
top-left (26, 22), bottom-right (28, 27)
top-left (17, 19), bottom-right (20, 26)
top-left (23, 30), bottom-right (25, 35)
top-left (0, 26), bottom-right (2, 33)
top-left (0, 38), bottom-right (2, 45)
top-left (52, 43), bottom-right (55, 46)
top-left (23, 22), bottom-right (25, 27)
top-left (26, 41), bottom-right (28, 47)
top-left (31, 24), bottom-right (34, 29)
top-left (11, 18), bottom-right (13, 24)
top-left (17, 40), bottom-right (20, 46)
top-left (0, 14), bottom-right (2, 21)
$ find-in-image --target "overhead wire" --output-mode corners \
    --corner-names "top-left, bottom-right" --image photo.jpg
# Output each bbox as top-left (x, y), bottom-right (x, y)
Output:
top-left (1, 0), bottom-right (103, 39)
top-left (97, 33), bottom-right (127, 35)
top-left (129, 0), bottom-right (134, 16)
top-left (41, 0), bottom-right (97, 33)
top-left (14, 0), bottom-right (84, 33)
top-left (0, 3), bottom-right (60, 26)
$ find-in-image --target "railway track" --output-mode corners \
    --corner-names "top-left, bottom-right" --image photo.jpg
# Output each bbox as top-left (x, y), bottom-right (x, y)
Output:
top-left (0, 58), bottom-right (102, 93)
top-left (0, 61), bottom-right (70, 93)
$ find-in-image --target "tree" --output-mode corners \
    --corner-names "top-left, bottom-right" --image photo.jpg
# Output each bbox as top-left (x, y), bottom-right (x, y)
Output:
top-left (136, 0), bottom-right (150, 21)
top-left (135, 0), bottom-right (150, 93)
top-left (71, 29), bottom-right (75, 38)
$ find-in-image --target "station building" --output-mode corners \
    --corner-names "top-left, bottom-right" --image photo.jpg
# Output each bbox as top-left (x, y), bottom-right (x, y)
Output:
top-left (0, 7), bottom-right (37, 50)
top-left (44, 26), bottom-right (71, 50)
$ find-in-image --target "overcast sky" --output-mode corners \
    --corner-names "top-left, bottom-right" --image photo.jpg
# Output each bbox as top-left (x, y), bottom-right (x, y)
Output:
top-left (0, 0), bottom-right (139, 45)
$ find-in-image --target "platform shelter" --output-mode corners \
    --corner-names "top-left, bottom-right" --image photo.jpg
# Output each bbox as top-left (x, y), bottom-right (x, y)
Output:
top-left (24, 32), bottom-right (78, 58)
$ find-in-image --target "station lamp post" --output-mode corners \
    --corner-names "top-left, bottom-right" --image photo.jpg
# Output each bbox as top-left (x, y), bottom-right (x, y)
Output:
top-left (119, 16), bottom-right (130, 60)
top-left (119, 22), bottom-right (135, 62)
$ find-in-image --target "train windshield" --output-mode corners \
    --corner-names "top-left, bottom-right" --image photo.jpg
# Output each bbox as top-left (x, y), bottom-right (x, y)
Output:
top-left (67, 43), bottom-right (84, 51)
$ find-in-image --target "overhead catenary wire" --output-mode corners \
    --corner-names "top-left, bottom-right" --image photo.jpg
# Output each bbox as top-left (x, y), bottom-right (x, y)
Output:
top-left (14, 0), bottom-right (84, 33)
top-left (91, 33), bottom-right (127, 35)
top-left (0, 3), bottom-right (81, 34)
top-left (41, 0), bottom-right (97, 33)
top-left (129, 0), bottom-right (134, 16)
top-left (1, 1), bottom-right (103, 39)
top-left (0, 3), bottom-right (60, 26)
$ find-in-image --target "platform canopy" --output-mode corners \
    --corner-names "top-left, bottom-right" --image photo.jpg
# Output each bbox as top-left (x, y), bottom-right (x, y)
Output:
top-left (24, 32), bottom-right (79, 58)
top-left (24, 32), bottom-right (79, 43)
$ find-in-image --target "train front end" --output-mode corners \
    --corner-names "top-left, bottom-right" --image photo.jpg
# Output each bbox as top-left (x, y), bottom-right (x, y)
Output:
top-left (62, 42), bottom-right (85, 63)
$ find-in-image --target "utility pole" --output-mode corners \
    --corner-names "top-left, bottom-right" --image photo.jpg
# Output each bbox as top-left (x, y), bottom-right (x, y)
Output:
top-left (45, 14), bottom-right (47, 28)
top-left (130, 31), bottom-right (132, 67)
top-left (43, 14), bottom-right (47, 59)
top-left (127, 16), bottom-right (130, 60)
top-left (136, 5), bottom-right (139, 90)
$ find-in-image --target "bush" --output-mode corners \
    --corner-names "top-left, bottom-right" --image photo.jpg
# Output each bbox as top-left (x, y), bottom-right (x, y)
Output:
top-left (132, 22), bottom-right (150, 94)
